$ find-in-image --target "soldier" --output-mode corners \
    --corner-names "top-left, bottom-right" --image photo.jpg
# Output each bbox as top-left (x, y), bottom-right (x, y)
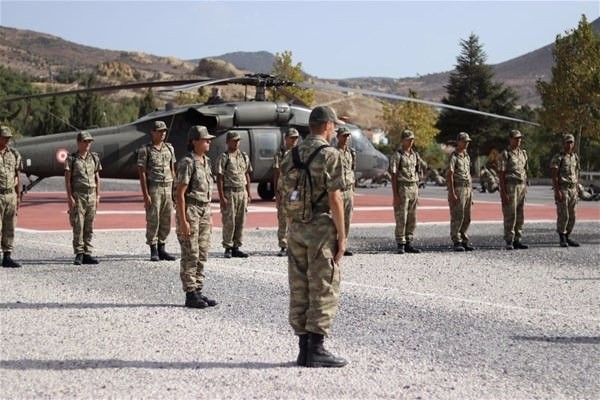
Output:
top-left (279, 105), bottom-right (347, 368)
top-left (0, 126), bottom-right (22, 268)
top-left (446, 132), bottom-right (475, 252)
top-left (175, 125), bottom-right (218, 309)
top-left (550, 134), bottom-right (581, 248)
top-left (216, 131), bottom-right (252, 258)
top-left (336, 126), bottom-right (356, 256)
top-left (65, 131), bottom-right (101, 265)
top-left (273, 127), bottom-right (300, 257)
top-left (499, 129), bottom-right (529, 250)
top-left (137, 120), bottom-right (177, 262)
top-left (389, 129), bottom-right (425, 254)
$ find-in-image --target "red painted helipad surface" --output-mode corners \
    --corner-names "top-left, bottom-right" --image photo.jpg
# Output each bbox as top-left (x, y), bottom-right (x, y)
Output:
top-left (17, 191), bottom-right (599, 232)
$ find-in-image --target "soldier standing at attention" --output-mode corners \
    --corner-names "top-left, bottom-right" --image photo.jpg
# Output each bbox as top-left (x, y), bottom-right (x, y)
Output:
top-left (499, 129), bottom-right (529, 250)
top-left (65, 131), bottom-right (101, 265)
top-left (175, 126), bottom-right (218, 309)
top-left (216, 131), bottom-right (252, 258)
top-left (336, 126), bottom-right (356, 256)
top-left (0, 126), bottom-right (22, 268)
top-left (273, 127), bottom-right (300, 257)
top-left (446, 132), bottom-right (475, 252)
top-left (137, 120), bottom-right (177, 262)
top-left (280, 105), bottom-right (347, 368)
top-left (390, 129), bottom-right (424, 254)
top-left (551, 134), bottom-right (581, 248)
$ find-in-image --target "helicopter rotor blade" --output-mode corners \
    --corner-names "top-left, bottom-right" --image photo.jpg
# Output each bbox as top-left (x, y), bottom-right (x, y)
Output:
top-left (297, 82), bottom-right (540, 126)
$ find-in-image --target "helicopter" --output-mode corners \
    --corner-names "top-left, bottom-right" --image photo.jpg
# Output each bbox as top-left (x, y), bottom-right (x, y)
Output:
top-left (4, 74), bottom-right (537, 200)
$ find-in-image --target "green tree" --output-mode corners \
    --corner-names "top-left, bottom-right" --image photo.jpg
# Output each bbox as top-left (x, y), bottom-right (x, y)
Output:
top-left (536, 14), bottom-right (600, 170)
top-left (138, 88), bottom-right (157, 118)
top-left (436, 34), bottom-right (519, 163)
top-left (270, 50), bottom-right (314, 106)
top-left (69, 74), bottom-right (105, 130)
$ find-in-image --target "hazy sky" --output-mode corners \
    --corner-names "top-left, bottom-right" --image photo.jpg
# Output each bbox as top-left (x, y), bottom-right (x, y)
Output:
top-left (1, 1), bottom-right (598, 79)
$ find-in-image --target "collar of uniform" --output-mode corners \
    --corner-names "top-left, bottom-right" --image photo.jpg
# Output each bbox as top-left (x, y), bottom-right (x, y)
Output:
top-left (304, 134), bottom-right (329, 146)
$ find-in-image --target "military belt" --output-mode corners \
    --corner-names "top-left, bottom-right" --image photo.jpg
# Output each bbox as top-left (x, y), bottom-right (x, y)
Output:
top-left (186, 197), bottom-right (210, 207)
top-left (149, 181), bottom-right (172, 188)
top-left (0, 188), bottom-right (14, 194)
top-left (224, 186), bottom-right (246, 192)
top-left (454, 181), bottom-right (472, 187)
top-left (559, 182), bottom-right (577, 189)
top-left (342, 185), bottom-right (354, 191)
top-left (73, 188), bottom-right (96, 194)
top-left (397, 181), bottom-right (418, 186)
top-left (506, 178), bottom-right (526, 185)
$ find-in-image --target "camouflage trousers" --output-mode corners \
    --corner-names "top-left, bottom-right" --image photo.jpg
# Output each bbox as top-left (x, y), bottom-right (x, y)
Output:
top-left (449, 186), bottom-right (472, 243)
top-left (556, 185), bottom-right (578, 235)
top-left (276, 205), bottom-right (287, 249)
top-left (0, 192), bottom-right (17, 252)
top-left (176, 203), bottom-right (211, 292)
top-left (69, 192), bottom-right (97, 254)
top-left (287, 215), bottom-right (340, 336)
top-left (145, 183), bottom-right (173, 245)
top-left (394, 183), bottom-right (418, 244)
top-left (502, 183), bottom-right (526, 243)
top-left (341, 188), bottom-right (354, 246)
top-left (221, 190), bottom-right (247, 249)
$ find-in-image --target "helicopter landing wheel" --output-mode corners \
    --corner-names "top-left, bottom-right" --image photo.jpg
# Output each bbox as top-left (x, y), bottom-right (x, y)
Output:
top-left (258, 182), bottom-right (275, 201)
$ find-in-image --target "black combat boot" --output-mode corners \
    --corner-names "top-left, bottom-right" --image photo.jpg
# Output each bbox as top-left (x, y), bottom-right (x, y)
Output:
top-left (453, 242), bottom-right (465, 252)
top-left (513, 241), bottom-right (529, 249)
top-left (306, 333), bottom-right (347, 368)
top-left (195, 289), bottom-right (217, 307)
top-left (224, 248), bottom-right (232, 259)
top-left (404, 242), bottom-right (421, 253)
top-left (559, 233), bottom-right (568, 248)
top-left (565, 235), bottom-right (580, 247)
top-left (396, 243), bottom-right (405, 254)
top-left (82, 254), bottom-right (99, 264)
top-left (158, 244), bottom-right (176, 261)
top-left (277, 247), bottom-right (287, 257)
top-left (185, 291), bottom-right (207, 309)
top-left (150, 245), bottom-right (159, 261)
top-left (461, 242), bottom-right (475, 251)
top-left (296, 334), bottom-right (308, 367)
top-left (231, 247), bottom-right (248, 258)
top-left (2, 252), bottom-right (21, 268)
top-left (73, 253), bottom-right (84, 266)
top-left (343, 249), bottom-right (353, 256)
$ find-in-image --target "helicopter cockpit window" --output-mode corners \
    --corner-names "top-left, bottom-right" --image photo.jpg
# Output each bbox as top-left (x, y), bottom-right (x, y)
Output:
top-left (252, 128), bottom-right (279, 159)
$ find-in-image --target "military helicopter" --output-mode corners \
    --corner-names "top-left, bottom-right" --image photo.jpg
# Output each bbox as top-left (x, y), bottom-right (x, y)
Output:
top-left (5, 74), bottom-right (393, 200)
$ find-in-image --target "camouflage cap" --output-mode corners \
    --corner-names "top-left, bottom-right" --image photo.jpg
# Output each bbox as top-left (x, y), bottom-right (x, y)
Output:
top-left (285, 128), bottom-right (300, 138)
top-left (336, 126), bottom-right (351, 136)
top-left (457, 132), bottom-right (472, 142)
top-left (401, 130), bottom-right (415, 140)
top-left (152, 121), bottom-right (168, 131)
top-left (226, 131), bottom-right (241, 141)
top-left (309, 106), bottom-right (343, 125)
top-left (0, 126), bottom-right (13, 138)
top-left (187, 125), bottom-right (214, 141)
top-left (77, 131), bottom-right (94, 142)
top-left (562, 134), bottom-right (575, 143)
top-left (509, 129), bottom-right (523, 138)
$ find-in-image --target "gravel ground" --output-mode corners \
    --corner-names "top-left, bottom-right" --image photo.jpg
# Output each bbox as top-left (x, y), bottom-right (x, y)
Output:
top-left (1, 220), bottom-right (599, 399)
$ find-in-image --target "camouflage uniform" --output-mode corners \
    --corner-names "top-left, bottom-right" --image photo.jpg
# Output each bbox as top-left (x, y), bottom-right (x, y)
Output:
top-left (499, 146), bottom-right (528, 243)
top-left (281, 134), bottom-right (344, 336)
top-left (389, 149), bottom-right (422, 245)
top-left (216, 150), bottom-right (252, 249)
top-left (447, 150), bottom-right (472, 244)
top-left (550, 150), bottom-right (579, 236)
top-left (137, 142), bottom-right (175, 246)
top-left (339, 146), bottom-right (356, 246)
top-left (65, 152), bottom-right (102, 255)
top-left (273, 149), bottom-right (288, 249)
top-left (0, 146), bottom-right (22, 254)
top-left (176, 153), bottom-right (213, 292)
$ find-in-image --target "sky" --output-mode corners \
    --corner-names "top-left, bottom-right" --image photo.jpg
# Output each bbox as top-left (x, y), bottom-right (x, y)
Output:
top-left (1, 1), bottom-right (599, 79)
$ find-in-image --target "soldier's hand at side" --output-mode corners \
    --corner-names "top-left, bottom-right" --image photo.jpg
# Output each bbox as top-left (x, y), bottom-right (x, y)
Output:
top-left (143, 195), bottom-right (152, 209)
top-left (449, 192), bottom-right (458, 205)
top-left (68, 196), bottom-right (76, 211)
top-left (247, 192), bottom-right (252, 204)
top-left (393, 195), bottom-right (400, 208)
top-left (181, 221), bottom-right (191, 240)
top-left (334, 238), bottom-right (345, 263)
top-left (220, 198), bottom-right (228, 210)
top-left (555, 190), bottom-right (563, 202)
top-left (500, 191), bottom-right (509, 205)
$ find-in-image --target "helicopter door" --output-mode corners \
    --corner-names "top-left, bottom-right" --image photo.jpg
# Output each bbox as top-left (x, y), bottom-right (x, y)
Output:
top-left (248, 128), bottom-right (280, 183)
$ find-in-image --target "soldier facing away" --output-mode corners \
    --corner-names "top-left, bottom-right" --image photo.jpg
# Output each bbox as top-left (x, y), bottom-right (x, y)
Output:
top-left (279, 106), bottom-right (347, 368)
top-left (389, 129), bottom-right (425, 254)
top-left (446, 132), bottom-right (475, 252)
top-left (137, 120), bottom-right (177, 262)
top-left (550, 134), bottom-right (581, 248)
top-left (499, 129), bottom-right (529, 250)
top-left (216, 131), bottom-right (253, 258)
top-left (273, 127), bottom-right (300, 257)
top-left (64, 131), bottom-right (101, 265)
top-left (175, 126), bottom-right (218, 309)
top-left (0, 126), bottom-right (22, 268)
top-left (336, 126), bottom-right (356, 256)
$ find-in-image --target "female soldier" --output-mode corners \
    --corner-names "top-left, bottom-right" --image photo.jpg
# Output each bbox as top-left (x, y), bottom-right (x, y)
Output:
top-left (175, 125), bottom-right (217, 309)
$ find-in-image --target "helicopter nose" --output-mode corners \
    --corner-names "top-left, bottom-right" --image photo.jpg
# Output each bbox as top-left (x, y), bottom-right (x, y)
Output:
top-left (377, 152), bottom-right (389, 170)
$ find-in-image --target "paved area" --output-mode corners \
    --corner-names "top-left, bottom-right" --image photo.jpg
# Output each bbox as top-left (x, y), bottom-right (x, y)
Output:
top-left (1, 179), bottom-right (599, 399)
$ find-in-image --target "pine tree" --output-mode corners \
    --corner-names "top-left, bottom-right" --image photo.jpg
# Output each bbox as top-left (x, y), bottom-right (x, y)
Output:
top-left (270, 50), bottom-right (314, 106)
top-left (70, 74), bottom-right (105, 130)
top-left (138, 88), bottom-right (156, 118)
